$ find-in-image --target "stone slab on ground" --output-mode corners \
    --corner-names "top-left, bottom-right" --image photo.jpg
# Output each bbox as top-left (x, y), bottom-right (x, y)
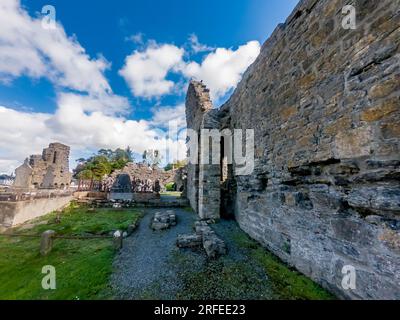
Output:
top-left (151, 210), bottom-right (177, 231)
top-left (177, 220), bottom-right (227, 258)
top-left (176, 234), bottom-right (203, 248)
top-left (203, 232), bottom-right (227, 259)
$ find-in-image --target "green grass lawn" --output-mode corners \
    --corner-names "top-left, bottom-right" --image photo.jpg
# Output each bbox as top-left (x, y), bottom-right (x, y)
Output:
top-left (0, 203), bottom-right (142, 300)
top-left (160, 191), bottom-right (182, 197)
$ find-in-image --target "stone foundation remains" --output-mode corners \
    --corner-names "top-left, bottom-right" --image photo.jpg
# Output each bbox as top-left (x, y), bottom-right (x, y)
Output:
top-left (177, 221), bottom-right (227, 259)
top-left (151, 210), bottom-right (177, 230)
top-left (0, 191), bottom-right (73, 228)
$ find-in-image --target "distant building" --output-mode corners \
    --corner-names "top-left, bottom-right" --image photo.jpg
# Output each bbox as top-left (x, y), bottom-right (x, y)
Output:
top-left (14, 143), bottom-right (72, 189)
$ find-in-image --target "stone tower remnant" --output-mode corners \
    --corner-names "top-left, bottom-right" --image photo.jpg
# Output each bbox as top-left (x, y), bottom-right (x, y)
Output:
top-left (14, 143), bottom-right (72, 189)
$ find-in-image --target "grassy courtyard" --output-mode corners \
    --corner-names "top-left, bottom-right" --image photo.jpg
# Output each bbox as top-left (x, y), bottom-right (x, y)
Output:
top-left (0, 203), bottom-right (142, 300)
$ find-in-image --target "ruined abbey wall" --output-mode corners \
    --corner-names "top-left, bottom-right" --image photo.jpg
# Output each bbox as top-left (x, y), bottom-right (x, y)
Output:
top-left (14, 143), bottom-right (72, 189)
top-left (186, 82), bottom-right (221, 220)
top-left (186, 0), bottom-right (399, 299)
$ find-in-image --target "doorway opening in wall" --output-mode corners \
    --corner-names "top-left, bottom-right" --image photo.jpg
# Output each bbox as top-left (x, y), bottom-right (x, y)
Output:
top-left (220, 133), bottom-right (236, 220)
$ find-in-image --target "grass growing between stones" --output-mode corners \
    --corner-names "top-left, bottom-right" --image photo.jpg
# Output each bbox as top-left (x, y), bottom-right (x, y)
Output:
top-left (0, 203), bottom-right (142, 300)
top-left (174, 251), bottom-right (274, 300)
top-left (231, 231), bottom-right (336, 300)
top-left (171, 222), bottom-right (335, 300)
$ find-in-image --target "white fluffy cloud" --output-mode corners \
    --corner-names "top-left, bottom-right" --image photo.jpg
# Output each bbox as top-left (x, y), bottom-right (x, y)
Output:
top-left (119, 43), bottom-right (184, 98)
top-left (0, 1), bottom-right (186, 173)
top-left (188, 34), bottom-right (214, 53)
top-left (125, 32), bottom-right (145, 44)
top-left (182, 41), bottom-right (260, 99)
top-left (0, 102), bottom-right (187, 173)
top-left (150, 104), bottom-right (186, 129)
top-left (0, 106), bottom-right (53, 173)
top-left (120, 38), bottom-right (260, 100)
top-left (0, 0), bottom-right (111, 94)
top-left (0, 2), bottom-right (260, 173)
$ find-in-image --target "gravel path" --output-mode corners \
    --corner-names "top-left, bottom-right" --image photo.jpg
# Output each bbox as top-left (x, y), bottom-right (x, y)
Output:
top-left (110, 206), bottom-right (332, 300)
top-left (110, 206), bottom-right (275, 300)
top-left (110, 208), bottom-right (198, 299)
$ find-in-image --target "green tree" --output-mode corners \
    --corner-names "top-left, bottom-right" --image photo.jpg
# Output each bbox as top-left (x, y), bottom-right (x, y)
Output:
top-left (98, 149), bottom-right (113, 159)
top-left (113, 148), bottom-right (128, 162)
top-left (77, 169), bottom-right (94, 180)
top-left (164, 159), bottom-right (187, 171)
top-left (90, 156), bottom-right (112, 180)
top-left (74, 147), bottom-right (135, 180)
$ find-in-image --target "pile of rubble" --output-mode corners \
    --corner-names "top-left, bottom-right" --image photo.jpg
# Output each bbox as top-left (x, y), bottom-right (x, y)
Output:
top-left (110, 162), bottom-right (179, 190)
top-left (151, 210), bottom-right (177, 231)
top-left (177, 220), bottom-right (227, 259)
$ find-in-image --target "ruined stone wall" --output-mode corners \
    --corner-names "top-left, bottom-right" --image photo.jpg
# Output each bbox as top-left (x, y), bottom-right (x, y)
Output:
top-left (185, 0), bottom-right (400, 299)
top-left (41, 143), bottom-right (71, 188)
top-left (186, 81), bottom-right (208, 213)
top-left (218, 0), bottom-right (400, 299)
top-left (110, 162), bottom-right (179, 189)
top-left (0, 192), bottom-right (73, 228)
top-left (186, 81), bottom-right (221, 219)
top-left (14, 143), bottom-right (72, 189)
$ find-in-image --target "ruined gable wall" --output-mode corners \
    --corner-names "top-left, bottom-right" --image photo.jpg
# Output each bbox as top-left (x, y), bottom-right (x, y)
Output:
top-left (220, 0), bottom-right (399, 299)
top-left (13, 161), bottom-right (33, 188)
top-left (14, 143), bottom-right (72, 189)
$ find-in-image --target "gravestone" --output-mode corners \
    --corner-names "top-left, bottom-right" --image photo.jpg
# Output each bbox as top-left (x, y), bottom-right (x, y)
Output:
top-left (40, 230), bottom-right (56, 256)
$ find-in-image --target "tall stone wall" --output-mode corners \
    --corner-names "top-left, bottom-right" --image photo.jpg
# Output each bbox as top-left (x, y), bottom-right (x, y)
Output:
top-left (186, 0), bottom-right (400, 299)
top-left (186, 81), bottom-right (221, 219)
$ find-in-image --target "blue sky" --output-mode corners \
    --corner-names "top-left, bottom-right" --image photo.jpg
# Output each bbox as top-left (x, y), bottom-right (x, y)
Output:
top-left (0, 0), bottom-right (298, 173)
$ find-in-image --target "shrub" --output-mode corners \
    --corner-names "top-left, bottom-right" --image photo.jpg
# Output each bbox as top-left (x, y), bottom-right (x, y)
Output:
top-left (165, 182), bottom-right (176, 191)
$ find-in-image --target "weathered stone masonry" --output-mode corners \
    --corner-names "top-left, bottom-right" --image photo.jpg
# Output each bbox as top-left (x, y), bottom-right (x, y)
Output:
top-left (186, 81), bottom-right (221, 220)
top-left (14, 143), bottom-right (72, 189)
top-left (186, 0), bottom-right (400, 299)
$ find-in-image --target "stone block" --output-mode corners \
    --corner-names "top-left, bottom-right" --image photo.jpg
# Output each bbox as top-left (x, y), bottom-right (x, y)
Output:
top-left (334, 126), bottom-right (373, 158)
top-left (176, 234), bottom-right (202, 248)
top-left (203, 233), bottom-right (227, 259)
top-left (151, 221), bottom-right (170, 231)
top-left (361, 98), bottom-right (398, 122)
top-left (151, 211), bottom-right (177, 230)
top-left (368, 77), bottom-right (399, 99)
